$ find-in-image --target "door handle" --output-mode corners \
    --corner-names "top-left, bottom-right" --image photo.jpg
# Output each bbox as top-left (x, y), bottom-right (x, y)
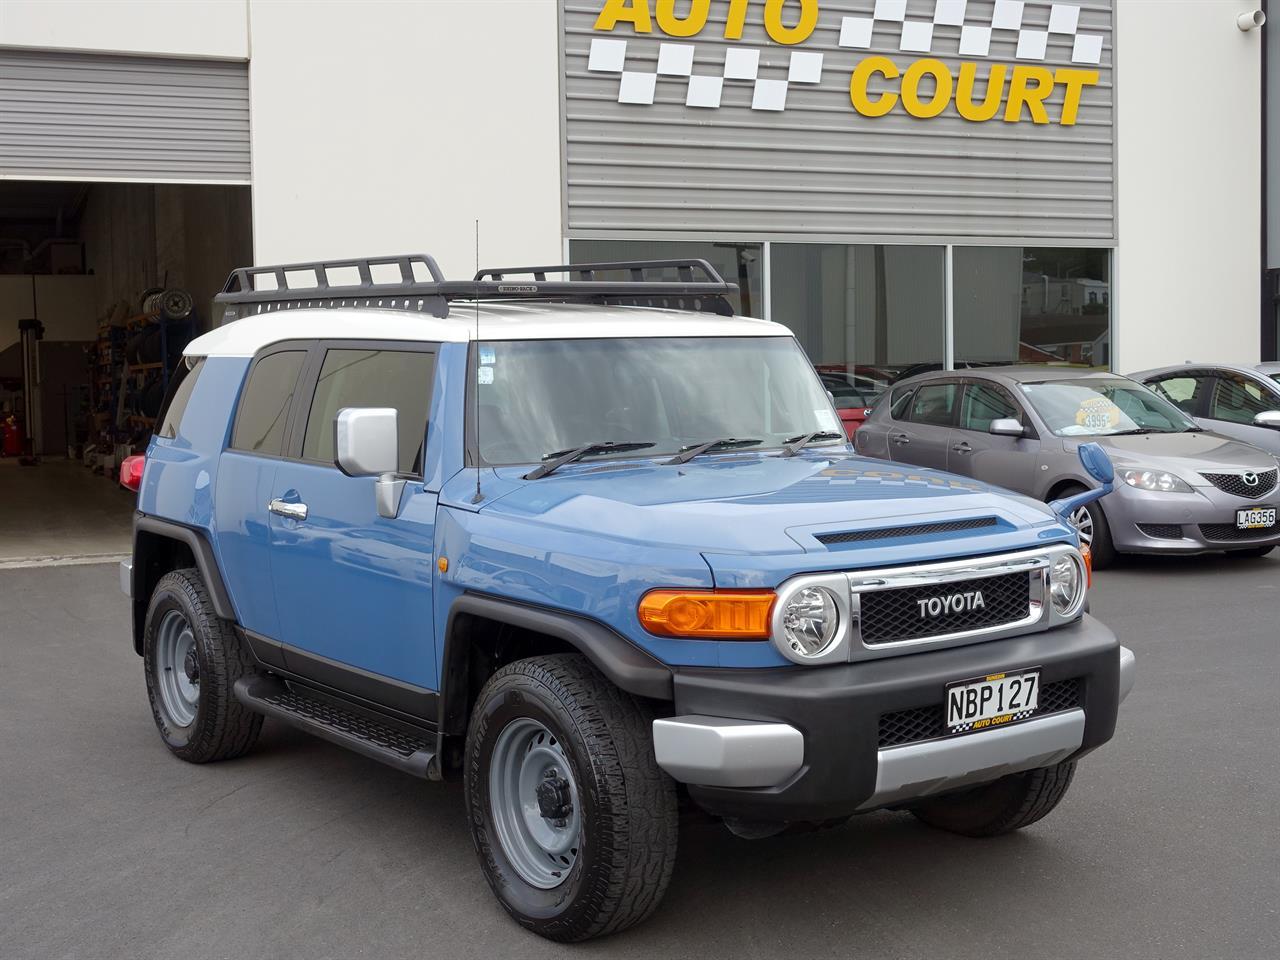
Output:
top-left (891, 433), bottom-right (911, 445)
top-left (952, 441), bottom-right (972, 454)
top-left (268, 498), bottom-right (308, 521)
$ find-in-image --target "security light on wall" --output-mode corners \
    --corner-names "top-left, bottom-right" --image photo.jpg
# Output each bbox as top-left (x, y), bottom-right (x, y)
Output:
top-left (1237, 10), bottom-right (1265, 31)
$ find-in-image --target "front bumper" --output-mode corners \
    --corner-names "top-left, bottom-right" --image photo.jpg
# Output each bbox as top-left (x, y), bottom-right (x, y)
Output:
top-left (652, 614), bottom-right (1130, 821)
top-left (1107, 486), bottom-right (1280, 554)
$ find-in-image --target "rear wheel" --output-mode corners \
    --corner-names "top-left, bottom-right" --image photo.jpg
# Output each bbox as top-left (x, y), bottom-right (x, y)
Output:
top-left (910, 761), bottom-right (1076, 838)
top-left (143, 568), bottom-right (263, 762)
top-left (1058, 485), bottom-right (1115, 568)
top-left (464, 654), bottom-right (677, 942)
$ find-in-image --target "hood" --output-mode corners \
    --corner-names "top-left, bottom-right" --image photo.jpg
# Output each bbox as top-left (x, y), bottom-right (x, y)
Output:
top-left (1077, 432), bottom-right (1277, 476)
top-left (480, 453), bottom-right (1066, 570)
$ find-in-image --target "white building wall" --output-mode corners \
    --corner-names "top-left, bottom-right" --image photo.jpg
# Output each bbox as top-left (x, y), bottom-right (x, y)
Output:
top-left (1113, 0), bottom-right (1263, 371)
top-left (246, 0), bottom-right (564, 279)
top-left (0, 0), bottom-right (248, 59)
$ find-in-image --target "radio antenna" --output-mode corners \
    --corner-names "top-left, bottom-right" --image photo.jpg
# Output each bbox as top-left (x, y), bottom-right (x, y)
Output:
top-left (471, 219), bottom-right (484, 504)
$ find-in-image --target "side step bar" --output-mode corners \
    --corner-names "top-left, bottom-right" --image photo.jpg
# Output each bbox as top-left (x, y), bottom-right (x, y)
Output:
top-left (234, 675), bottom-right (440, 780)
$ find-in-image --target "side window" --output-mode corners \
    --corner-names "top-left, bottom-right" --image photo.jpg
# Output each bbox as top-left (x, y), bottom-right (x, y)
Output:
top-left (1211, 376), bottom-right (1272, 424)
top-left (889, 387), bottom-right (914, 420)
top-left (958, 382), bottom-right (1019, 432)
top-left (909, 383), bottom-right (958, 427)
top-left (156, 358), bottom-right (205, 439)
top-left (1150, 376), bottom-right (1200, 414)
top-left (231, 350), bottom-right (307, 456)
top-left (301, 348), bottom-right (436, 475)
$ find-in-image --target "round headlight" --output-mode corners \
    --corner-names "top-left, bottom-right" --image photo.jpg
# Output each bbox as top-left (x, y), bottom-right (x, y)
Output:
top-left (781, 586), bottom-right (839, 657)
top-left (1049, 553), bottom-right (1085, 616)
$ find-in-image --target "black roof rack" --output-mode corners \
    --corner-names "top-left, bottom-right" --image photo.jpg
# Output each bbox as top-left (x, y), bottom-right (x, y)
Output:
top-left (213, 255), bottom-right (739, 325)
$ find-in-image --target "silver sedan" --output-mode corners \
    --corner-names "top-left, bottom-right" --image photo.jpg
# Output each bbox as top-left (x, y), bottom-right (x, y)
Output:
top-left (855, 367), bottom-right (1280, 566)
top-left (1127, 362), bottom-right (1280, 455)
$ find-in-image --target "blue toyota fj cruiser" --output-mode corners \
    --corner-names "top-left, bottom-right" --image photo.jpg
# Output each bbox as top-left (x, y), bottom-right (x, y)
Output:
top-left (123, 255), bottom-right (1135, 942)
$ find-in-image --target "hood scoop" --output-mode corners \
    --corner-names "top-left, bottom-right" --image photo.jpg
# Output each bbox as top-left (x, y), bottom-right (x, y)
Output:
top-left (816, 516), bottom-right (999, 547)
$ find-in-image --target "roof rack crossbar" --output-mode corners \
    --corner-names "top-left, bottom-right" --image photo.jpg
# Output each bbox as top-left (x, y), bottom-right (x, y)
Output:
top-left (213, 255), bottom-right (738, 325)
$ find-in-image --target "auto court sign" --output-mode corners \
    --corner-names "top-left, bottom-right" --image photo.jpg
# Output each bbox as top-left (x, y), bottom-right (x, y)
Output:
top-left (586, 0), bottom-right (1102, 125)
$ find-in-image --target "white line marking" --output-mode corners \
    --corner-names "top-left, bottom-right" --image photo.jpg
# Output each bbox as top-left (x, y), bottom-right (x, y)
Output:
top-left (0, 553), bottom-right (130, 571)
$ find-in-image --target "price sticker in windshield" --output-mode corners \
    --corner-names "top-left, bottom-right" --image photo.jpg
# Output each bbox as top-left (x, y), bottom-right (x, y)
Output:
top-left (1074, 397), bottom-right (1121, 433)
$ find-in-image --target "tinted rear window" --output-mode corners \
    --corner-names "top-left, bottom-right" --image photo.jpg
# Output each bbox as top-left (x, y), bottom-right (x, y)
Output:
top-left (156, 358), bottom-right (204, 439)
top-left (231, 350), bottom-right (307, 456)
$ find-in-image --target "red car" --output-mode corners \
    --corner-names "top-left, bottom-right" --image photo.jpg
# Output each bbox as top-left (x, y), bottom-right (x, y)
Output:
top-left (816, 370), bottom-right (885, 438)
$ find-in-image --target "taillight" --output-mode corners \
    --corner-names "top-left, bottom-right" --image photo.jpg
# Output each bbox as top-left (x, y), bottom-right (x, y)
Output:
top-left (120, 454), bottom-right (146, 493)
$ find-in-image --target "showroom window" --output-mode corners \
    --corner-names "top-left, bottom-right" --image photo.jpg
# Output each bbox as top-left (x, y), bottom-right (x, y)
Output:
top-left (568, 239), bottom-right (763, 318)
top-left (954, 247), bottom-right (1110, 369)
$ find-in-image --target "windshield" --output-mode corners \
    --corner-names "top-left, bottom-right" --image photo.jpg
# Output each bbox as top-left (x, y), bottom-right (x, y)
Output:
top-left (473, 336), bottom-right (842, 465)
top-left (1019, 378), bottom-right (1197, 437)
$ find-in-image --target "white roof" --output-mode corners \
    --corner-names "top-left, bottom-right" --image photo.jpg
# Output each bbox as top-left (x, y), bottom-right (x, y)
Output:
top-left (186, 301), bottom-right (789, 358)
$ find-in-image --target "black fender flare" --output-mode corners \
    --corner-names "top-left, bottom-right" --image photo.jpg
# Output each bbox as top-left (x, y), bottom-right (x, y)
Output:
top-left (439, 593), bottom-right (673, 735)
top-left (132, 515), bottom-right (237, 651)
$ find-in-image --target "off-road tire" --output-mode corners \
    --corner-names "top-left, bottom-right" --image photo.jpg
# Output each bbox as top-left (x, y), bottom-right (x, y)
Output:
top-left (1227, 545), bottom-right (1274, 559)
top-left (909, 761), bottom-right (1076, 838)
top-left (464, 653), bottom-right (678, 942)
top-left (1057, 484), bottom-right (1115, 568)
top-left (143, 568), bottom-right (263, 762)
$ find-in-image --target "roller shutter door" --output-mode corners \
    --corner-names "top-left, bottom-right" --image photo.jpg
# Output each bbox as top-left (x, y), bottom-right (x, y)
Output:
top-left (0, 48), bottom-right (250, 184)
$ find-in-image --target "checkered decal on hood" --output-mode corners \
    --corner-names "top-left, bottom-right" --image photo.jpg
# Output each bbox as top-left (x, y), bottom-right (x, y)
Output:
top-left (587, 0), bottom-right (1104, 111)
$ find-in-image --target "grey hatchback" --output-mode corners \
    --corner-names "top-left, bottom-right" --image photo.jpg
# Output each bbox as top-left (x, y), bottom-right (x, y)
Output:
top-left (855, 367), bottom-right (1280, 566)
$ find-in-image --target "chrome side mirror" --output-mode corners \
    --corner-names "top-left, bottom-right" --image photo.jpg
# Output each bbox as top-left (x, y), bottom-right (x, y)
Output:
top-left (989, 418), bottom-right (1024, 437)
top-left (1253, 410), bottom-right (1280, 430)
top-left (335, 408), bottom-right (405, 518)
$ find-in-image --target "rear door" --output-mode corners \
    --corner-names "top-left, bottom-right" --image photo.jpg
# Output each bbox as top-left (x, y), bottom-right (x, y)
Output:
top-left (214, 345), bottom-right (309, 641)
top-left (888, 380), bottom-right (959, 470)
top-left (948, 380), bottom-right (1038, 494)
top-left (267, 342), bottom-right (442, 704)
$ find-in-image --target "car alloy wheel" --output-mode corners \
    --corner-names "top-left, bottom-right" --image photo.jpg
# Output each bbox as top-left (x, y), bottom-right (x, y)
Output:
top-left (1069, 505), bottom-right (1095, 547)
top-left (488, 717), bottom-right (581, 889)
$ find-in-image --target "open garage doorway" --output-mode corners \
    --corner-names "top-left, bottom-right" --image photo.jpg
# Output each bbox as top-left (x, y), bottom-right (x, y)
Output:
top-left (0, 180), bottom-right (252, 564)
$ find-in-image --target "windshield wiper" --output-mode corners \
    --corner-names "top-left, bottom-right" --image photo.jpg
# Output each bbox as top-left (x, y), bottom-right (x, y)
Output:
top-left (666, 437), bottom-right (762, 465)
top-left (779, 431), bottom-right (845, 457)
top-left (524, 441), bottom-right (655, 480)
top-left (1108, 428), bottom-right (1164, 436)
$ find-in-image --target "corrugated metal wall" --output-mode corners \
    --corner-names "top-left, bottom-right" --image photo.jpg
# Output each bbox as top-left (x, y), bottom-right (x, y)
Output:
top-left (561, 0), bottom-right (1114, 244)
top-left (0, 49), bottom-right (250, 183)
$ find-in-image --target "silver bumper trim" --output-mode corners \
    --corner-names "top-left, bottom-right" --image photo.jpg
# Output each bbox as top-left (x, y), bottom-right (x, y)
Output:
top-left (119, 559), bottom-right (132, 598)
top-left (1119, 645), bottom-right (1136, 703)
top-left (652, 715), bottom-right (804, 788)
top-left (859, 708), bottom-right (1086, 810)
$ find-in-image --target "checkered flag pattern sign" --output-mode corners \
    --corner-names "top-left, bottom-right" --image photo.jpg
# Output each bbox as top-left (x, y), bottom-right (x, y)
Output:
top-left (950, 707), bottom-right (1035, 734)
top-left (587, 0), bottom-right (1103, 111)
top-left (839, 0), bottom-right (1102, 64)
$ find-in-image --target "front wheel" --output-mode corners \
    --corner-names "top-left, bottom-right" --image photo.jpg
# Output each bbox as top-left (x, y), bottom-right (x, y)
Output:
top-left (910, 761), bottom-right (1076, 837)
top-left (464, 654), bottom-right (678, 942)
top-left (1058, 485), bottom-right (1115, 568)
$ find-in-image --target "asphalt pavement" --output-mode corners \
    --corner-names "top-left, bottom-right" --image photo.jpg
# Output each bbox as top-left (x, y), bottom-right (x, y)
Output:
top-left (0, 554), bottom-right (1276, 959)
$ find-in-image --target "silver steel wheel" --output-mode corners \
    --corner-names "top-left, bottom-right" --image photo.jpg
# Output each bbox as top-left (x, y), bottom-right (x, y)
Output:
top-left (488, 717), bottom-right (581, 889)
top-left (154, 609), bottom-right (200, 728)
top-left (1069, 505), bottom-right (1095, 547)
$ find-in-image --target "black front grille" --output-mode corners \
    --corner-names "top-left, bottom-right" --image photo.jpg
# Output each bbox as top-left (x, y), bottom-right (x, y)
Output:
top-left (817, 517), bottom-right (998, 546)
top-left (1199, 522), bottom-right (1278, 542)
top-left (878, 678), bottom-right (1081, 748)
top-left (1200, 468), bottom-right (1278, 500)
top-left (860, 572), bottom-right (1030, 645)
top-left (1138, 523), bottom-right (1183, 540)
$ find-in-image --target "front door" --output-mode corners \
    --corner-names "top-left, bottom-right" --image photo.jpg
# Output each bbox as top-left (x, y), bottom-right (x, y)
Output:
top-left (267, 344), bottom-right (441, 704)
top-left (947, 381), bottom-right (1038, 495)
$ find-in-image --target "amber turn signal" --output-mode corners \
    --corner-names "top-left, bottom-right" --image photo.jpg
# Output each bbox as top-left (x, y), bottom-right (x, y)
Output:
top-left (1081, 544), bottom-right (1093, 588)
top-left (638, 589), bottom-right (775, 639)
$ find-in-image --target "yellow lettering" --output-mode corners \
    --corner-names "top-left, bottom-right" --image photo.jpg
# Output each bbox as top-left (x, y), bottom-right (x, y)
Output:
top-left (594, 0), bottom-right (653, 32)
top-left (901, 59), bottom-right (953, 119)
top-left (1054, 67), bottom-right (1099, 126)
top-left (764, 0), bottom-right (817, 45)
top-left (655, 0), bottom-right (709, 37)
top-left (725, 0), bottom-right (750, 39)
top-left (955, 62), bottom-right (1006, 122)
top-left (850, 56), bottom-right (899, 118)
top-left (1004, 65), bottom-right (1054, 123)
